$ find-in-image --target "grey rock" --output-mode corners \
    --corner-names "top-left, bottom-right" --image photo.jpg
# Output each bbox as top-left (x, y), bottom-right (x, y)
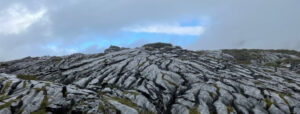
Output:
top-left (0, 43), bottom-right (299, 113)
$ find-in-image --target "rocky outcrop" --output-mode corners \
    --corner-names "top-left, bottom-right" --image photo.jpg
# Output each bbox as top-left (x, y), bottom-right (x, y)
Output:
top-left (0, 43), bottom-right (299, 114)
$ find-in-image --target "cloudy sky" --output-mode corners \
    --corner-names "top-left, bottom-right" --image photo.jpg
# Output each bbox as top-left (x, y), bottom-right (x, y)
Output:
top-left (0, 0), bottom-right (299, 61)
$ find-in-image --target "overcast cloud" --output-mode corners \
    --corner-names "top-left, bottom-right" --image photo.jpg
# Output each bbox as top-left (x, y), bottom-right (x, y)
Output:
top-left (0, 0), bottom-right (299, 61)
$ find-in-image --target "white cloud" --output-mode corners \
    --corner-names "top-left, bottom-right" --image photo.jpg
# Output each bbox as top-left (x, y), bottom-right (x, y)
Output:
top-left (124, 24), bottom-right (205, 36)
top-left (45, 45), bottom-right (77, 55)
top-left (0, 4), bottom-right (46, 35)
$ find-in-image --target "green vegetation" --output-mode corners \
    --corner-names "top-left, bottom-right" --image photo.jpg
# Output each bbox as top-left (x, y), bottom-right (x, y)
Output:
top-left (263, 69), bottom-right (273, 73)
top-left (0, 98), bottom-right (19, 110)
top-left (78, 100), bottom-right (84, 106)
top-left (264, 97), bottom-right (272, 109)
top-left (104, 59), bottom-right (108, 65)
top-left (261, 76), bottom-right (272, 80)
top-left (189, 106), bottom-right (200, 114)
top-left (222, 49), bottom-right (263, 64)
top-left (143, 42), bottom-right (172, 48)
top-left (104, 84), bottom-right (121, 89)
top-left (31, 86), bottom-right (48, 114)
top-left (209, 92), bottom-right (214, 97)
top-left (1, 81), bottom-right (12, 95)
top-left (31, 108), bottom-right (46, 114)
top-left (286, 79), bottom-right (294, 83)
top-left (278, 93), bottom-right (290, 107)
top-left (98, 103), bottom-right (105, 112)
top-left (161, 73), bottom-right (178, 88)
top-left (226, 106), bottom-right (234, 114)
top-left (0, 95), bottom-right (9, 101)
top-left (143, 42), bottom-right (173, 51)
top-left (268, 49), bottom-right (300, 57)
top-left (108, 97), bottom-right (139, 111)
top-left (195, 51), bottom-right (206, 55)
top-left (212, 84), bottom-right (220, 94)
top-left (0, 63), bottom-right (8, 68)
top-left (124, 91), bottom-right (139, 98)
top-left (45, 83), bottom-right (51, 86)
top-left (254, 81), bottom-right (262, 85)
top-left (50, 56), bottom-right (63, 62)
top-left (17, 74), bottom-right (37, 80)
top-left (222, 49), bottom-right (300, 65)
top-left (139, 61), bottom-right (146, 68)
top-left (22, 81), bottom-right (27, 88)
top-left (281, 58), bottom-right (300, 66)
top-left (264, 62), bottom-right (277, 67)
top-left (34, 88), bottom-right (43, 94)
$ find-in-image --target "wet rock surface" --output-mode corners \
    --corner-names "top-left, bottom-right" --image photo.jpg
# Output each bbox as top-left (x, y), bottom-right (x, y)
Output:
top-left (0, 43), bottom-right (299, 114)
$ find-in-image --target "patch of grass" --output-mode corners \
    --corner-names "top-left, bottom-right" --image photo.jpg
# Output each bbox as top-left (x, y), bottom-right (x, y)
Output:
top-left (124, 91), bottom-right (139, 98)
top-left (212, 84), bottom-right (220, 94)
top-left (0, 63), bottom-right (8, 68)
top-left (18, 109), bottom-right (24, 114)
top-left (31, 87), bottom-right (48, 114)
top-left (22, 81), bottom-right (27, 88)
top-left (286, 79), bottom-right (294, 83)
top-left (264, 62), bottom-right (277, 67)
top-left (209, 92), bottom-right (214, 97)
top-left (189, 106), bottom-right (200, 114)
top-left (222, 49), bottom-right (263, 65)
top-left (0, 98), bottom-right (20, 110)
top-left (261, 76), bottom-right (272, 80)
top-left (264, 97), bottom-right (272, 109)
top-left (17, 74), bottom-right (37, 80)
top-left (104, 59), bottom-right (107, 65)
top-left (78, 100), bottom-right (84, 106)
top-left (263, 69), bottom-right (273, 73)
top-left (281, 58), bottom-right (300, 65)
top-left (226, 106), bottom-right (234, 114)
top-left (161, 73), bottom-right (178, 88)
top-left (254, 81), bottom-right (262, 85)
top-left (143, 42), bottom-right (172, 49)
top-left (278, 93), bottom-right (290, 107)
top-left (98, 103), bottom-right (105, 112)
top-left (268, 49), bottom-right (300, 57)
top-left (139, 61), bottom-right (146, 68)
top-left (34, 88), bottom-right (43, 94)
top-left (195, 51), bottom-right (206, 55)
top-left (0, 95), bottom-right (9, 101)
top-left (30, 109), bottom-right (46, 114)
top-left (108, 97), bottom-right (139, 111)
top-left (105, 84), bottom-right (120, 89)
top-left (139, 110), bottom-right (156, 114)
top-left (45, 83), bottom-right (51, 86)
top-left (1, 81), bottom-right (12, 95)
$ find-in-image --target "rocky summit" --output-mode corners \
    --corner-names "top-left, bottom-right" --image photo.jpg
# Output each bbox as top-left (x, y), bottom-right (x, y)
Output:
top-left (0, 43), bottom-right (299, 114)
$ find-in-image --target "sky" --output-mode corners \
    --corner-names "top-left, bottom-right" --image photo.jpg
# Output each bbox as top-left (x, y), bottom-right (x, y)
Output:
top-left (0, 0), bottom-right (299, 61)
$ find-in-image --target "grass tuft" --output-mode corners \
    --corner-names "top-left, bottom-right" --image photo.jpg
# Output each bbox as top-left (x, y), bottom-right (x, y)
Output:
top-left (1, 81), bottom-right (12, 95)
top-left (123, 91), bottom-right (139, 98)
top-left (0, 98), bottom-right (20, 110)
top-left (278, 93), bottom-right (290, 107)
top-left (108, 97), bottom-right (139, 111)
top-left (264, 97), bottom-right (272, 109)
top-left (226, 106), bottom-right (234, 114)
top-left (189, 106), bottom-right (200, 114)
top-left (161, 73), bottom-right (178, 88)
top-left (17, 74), bottom-right (37, 80)
top-left (31, 86), bottom-right (48, 114)
top-left (0, 95), bottom-right (9, 101)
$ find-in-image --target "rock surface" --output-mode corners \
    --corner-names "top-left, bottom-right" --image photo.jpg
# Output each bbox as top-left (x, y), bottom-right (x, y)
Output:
top-left (0, 43), bottom-right (299, 114)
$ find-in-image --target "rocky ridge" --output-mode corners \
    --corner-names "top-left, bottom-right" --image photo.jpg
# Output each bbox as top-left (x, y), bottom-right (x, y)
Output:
top-left (0, 43), bottom-right (299, 114)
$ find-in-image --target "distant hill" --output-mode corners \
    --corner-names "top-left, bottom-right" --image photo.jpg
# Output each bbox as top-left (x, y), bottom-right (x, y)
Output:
top-left (0, 43), bottom-right (299, 114)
